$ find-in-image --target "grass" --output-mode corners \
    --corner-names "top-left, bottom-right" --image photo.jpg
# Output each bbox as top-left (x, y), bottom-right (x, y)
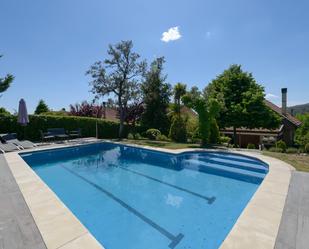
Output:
top-left (263, 151), bottom-right (309, 172)
top-left (121, 139), bottom-right (201, 149)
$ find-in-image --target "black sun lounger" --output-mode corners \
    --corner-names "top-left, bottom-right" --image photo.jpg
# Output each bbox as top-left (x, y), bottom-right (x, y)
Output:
top-left (0, 133), bottom-right (36, 149)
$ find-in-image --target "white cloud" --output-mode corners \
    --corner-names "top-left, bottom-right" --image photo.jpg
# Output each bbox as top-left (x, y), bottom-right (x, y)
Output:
top-left (206, 31), bottom-right (211, 38)
top-left (161, 26), bottom-right (181, 42)
top-left (266, 93), bottom-right (279, 99)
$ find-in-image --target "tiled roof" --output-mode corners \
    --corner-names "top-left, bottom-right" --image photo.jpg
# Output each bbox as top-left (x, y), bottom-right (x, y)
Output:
top-left (264, 100), bottom-right (302, 127)
top-left (221, 125), bottom-right (283, 135)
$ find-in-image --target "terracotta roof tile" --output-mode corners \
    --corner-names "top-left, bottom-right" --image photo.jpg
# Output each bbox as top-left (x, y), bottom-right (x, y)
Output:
top-left (264, 100), bottom-right (302, 127)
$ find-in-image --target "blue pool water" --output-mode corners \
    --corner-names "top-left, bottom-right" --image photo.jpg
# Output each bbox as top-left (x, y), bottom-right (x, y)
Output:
top-left (21, 142), bottom-right (268, 249)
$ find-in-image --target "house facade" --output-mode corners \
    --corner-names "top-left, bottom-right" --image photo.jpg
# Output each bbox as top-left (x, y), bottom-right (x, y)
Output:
top-left (220, 88), bottom-right (302, 148)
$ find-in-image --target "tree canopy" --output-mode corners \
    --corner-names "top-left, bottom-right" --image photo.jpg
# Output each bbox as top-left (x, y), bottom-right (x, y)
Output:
top-left (182, 87), bottom-right (220, 145)
top-left (87, 40), bottom-right (146, 137)
top-left (295, 113), bottom-right (309, 147)
top-left (0, 55), bottom-right (14, 97)
top-left (141, 57), bottom-right (172, 134)
top-left (206, 64), bottom-right (281, 145)
top-left (173, 82), bottom-right (186, 114)
top-left (34, 99), bottom-right (49, 114)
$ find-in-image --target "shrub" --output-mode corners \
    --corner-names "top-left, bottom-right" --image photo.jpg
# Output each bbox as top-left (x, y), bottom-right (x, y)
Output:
top-left (286, 147), bottom-right (298, 154)
top-left (0, 114), bottom-right (128, 141)
top-left (169, 115), bottom-right (187, 143)
top-left (146, 129), bottom-right (161, 140)
top-left (275, 140), bottom-right (287, 152)
top-left (305, 143), bottom-right (309, 153)
top-left (209, 119), bottom-right (219, 144)
top-left (134, 133), bottom-right (142, 140)
top-left (0, 107), bottom-right (11, 117)
top-left (247, 143), bottom-right (256, 149)
top-left (220, 135), bottom-right (231, 144)
top-left (156, 134), bottom-right (169, 141)
top-left (269, 147), bottom-right (283, 153)
top-left (127, 133), bottom-right (134, 140)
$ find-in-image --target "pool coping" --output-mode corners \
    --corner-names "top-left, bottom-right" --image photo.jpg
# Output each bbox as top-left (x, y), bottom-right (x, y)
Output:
top-left (3, 140), bottom-right (294, 249)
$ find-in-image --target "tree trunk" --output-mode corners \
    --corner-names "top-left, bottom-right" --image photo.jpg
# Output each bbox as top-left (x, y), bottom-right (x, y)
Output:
top-left (233, 126), bottom-right (237, 146)
top-left (119, 105), bottom-right (124, 139)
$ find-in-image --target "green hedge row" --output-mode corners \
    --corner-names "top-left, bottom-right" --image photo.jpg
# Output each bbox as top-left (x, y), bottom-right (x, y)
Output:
top-left (0, 115), bottom-right (130, 141)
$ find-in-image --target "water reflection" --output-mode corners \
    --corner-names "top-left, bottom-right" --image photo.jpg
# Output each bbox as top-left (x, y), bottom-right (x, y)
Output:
top-left (165, 193), bottom-right (183, 208)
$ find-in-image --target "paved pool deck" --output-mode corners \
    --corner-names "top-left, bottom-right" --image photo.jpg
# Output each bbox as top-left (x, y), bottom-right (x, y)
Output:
top-left (0, 139), bottom-right (305, 248)
top-left (0, 155), bottom-right (47, 249)
top-left (275, 171), bottom-right (309, 249)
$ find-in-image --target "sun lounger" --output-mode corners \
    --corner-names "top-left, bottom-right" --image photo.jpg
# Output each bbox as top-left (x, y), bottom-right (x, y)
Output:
top-left (0, 142), bottom-right (21, 153)
top-left (0, 133), bottom-right (36, 149)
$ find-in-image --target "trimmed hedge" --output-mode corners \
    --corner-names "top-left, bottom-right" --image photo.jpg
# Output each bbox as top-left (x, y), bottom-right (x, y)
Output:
top-left (0, 115), bottom-right (130, 141)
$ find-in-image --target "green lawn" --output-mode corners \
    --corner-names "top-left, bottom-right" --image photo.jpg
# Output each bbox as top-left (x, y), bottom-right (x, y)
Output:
top-left (263, 151), bottom-right (309, 172)
top-left (120, 139), bottom-right (201, 149)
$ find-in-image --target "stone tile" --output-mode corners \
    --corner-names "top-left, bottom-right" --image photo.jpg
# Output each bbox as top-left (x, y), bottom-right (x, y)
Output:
top-left (58, 233), bottom-right (104, 249)
top-left (296, 215), bottom-right (309, 249)
top-left (221, 223), bottom-right (275, 249)
top-left (275, 241), bottom-right (295, 249)
top-left (258, 180), bottom-right (289, 196)
top-left (35, 212), bottom-right (87, 249)
top-left (238, 204), bottom-right (283, 237)
top-left (275, 212), bottom-right (298, 248)
top-left (249, 191), bottom-right (287, 213)
top-left (27, 195), bottom-right (68, 223)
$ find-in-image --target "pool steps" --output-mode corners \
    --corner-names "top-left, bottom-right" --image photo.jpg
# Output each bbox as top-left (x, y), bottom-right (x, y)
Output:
top-left (183, 159), bottom-right (267, 184)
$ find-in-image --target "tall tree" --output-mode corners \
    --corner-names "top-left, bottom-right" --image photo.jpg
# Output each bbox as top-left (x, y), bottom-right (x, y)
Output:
top-left (168, 83), bottom-right (187, 142)
top-left (173, 82), bottom-right (187, 114)
top-left (87, 40), bottom-right (146, 138)
top-left (182, 87), bottom-right (220, 145)
top-left (206, 64), bottom-right (281, 145)
top-left (34, 99), bottom-right (49, 114)
top-left (141, 57), bottom-right (172, 134)
top-left (0, 55), bottom-right (14, 97)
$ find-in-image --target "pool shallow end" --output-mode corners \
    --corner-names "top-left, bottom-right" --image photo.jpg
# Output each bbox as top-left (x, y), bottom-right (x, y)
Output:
top-left (4, 141), bottom-right (293, 249)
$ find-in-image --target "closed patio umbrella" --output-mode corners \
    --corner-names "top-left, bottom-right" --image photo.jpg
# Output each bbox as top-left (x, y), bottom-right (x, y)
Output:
top-left (18, 98), bottom-right (29, 125)
top-left (18, 99), bottom-right (29, 139)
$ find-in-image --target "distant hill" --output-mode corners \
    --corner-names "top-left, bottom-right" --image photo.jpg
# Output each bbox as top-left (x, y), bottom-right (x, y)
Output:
top-left (287, 103), bottom-right (309, 115)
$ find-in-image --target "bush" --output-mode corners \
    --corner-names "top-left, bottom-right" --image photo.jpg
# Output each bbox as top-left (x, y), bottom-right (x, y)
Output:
top-left (305, 143), bottom-right (309, 153)
top-left (127, 133), bottom-right (134, 139)
top-left (0, 114), bottom-right (128, 141)
top-left (0, 107), bottom-right (11, 117)
top-left (156, 134), bottom-right (169, 141)
top-left (247, 143), bottom-right (256, 149)
top-left (146, 129), bottom-right (161, 140)
top-left (269, 147), bottom-right (283, 153)
top-left (220, 135), bottom-right (231, 144)
top-left (209, 119), bottom-right (219, 144)
top-left (286, 147), bottom-right (298, 154)
top-left (169, 115), bottom-right (187, 143)
top-left (275, 140), bottom-right (287, 152)
top-left (134, 133), bottom-right (142, 140)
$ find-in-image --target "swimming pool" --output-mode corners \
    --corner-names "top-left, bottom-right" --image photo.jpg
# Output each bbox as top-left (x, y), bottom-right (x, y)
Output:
top-left (21, 142), bottom-right (268, 249)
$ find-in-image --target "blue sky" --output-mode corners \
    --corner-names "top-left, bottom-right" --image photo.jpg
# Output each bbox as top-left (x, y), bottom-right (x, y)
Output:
top-left (1, 0), bottom-right (309, 113)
